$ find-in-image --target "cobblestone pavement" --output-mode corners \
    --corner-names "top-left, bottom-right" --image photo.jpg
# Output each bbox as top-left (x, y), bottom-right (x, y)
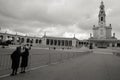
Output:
top-left (1, 50), bottom-right (120, 80)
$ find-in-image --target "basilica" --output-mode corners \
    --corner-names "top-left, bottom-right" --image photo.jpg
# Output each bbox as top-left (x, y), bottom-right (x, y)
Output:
top-left (0, 1), bottom-right (120, 49)
top-left (89, 1), bottom-right (120, 48)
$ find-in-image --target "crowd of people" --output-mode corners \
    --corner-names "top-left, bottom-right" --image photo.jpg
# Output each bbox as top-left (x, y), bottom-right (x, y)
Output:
top-left (10, 45), bottom-right (30, 76)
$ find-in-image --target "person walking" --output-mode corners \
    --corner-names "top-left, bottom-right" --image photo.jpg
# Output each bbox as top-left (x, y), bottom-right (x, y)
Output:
top-left (10, 47), bottom-right (21, 76)
top-left (20, 48), bottom-right (29, 73)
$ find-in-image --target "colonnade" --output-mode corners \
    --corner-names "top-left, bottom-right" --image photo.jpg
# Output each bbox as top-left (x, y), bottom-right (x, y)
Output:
top-left (0, 33), bottom-right (42, 46)
top-left (45, 38), bottom-right (89, 48)
top-left (46, 39), bottom-right (72, 47)
top-left (3, 32), bottom-right (118, 48)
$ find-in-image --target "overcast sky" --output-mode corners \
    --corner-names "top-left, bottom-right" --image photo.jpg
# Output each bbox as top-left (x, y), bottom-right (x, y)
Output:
top-left (0, 0), bottom-right (120, 40)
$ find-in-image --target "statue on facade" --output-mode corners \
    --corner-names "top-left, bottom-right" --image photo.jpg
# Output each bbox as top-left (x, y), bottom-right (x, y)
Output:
top-left (90, 33), bottom-right (92, 38)
top-left (113, 33), bottom-right (115, 38)
top-left (109, 24), bottom-right (111, 27)
top-left (73, 34), bottom-right (76, 38)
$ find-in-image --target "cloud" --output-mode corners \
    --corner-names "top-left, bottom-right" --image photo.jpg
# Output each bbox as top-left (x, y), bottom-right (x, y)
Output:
top-left (0, 0), bottom-right (120, 39)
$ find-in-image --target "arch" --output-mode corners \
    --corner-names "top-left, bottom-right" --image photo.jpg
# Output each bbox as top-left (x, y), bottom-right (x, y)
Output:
top-left (10, 37), bottom-right (15, 45)
top-left (117, 43), bottom-right (120, 47)
top-left (79, 42), bottom-right (81, 44)
top-left (0, 35), bottom-right (3, 40)
top-left (39, 39), bottom-right (42, 44)
top-left (36, 39), bottom-right (38, 43)
top-left (7, 36), bottom-right (10, 40)
top-left (54, 40), bottom-right (57, 45)
top-left (31, 39), bottom-right (33, 43)
top-left (112, 43), bottom-right (115, 47)
top-left (62, 40), bottom-right (64, 46)
top-left (65, 40), bottom-right (68, 46)
top-left (17, 37), bottom-right (20, 42)
top-left (69, 41), bottom-right (72, 46)
top-left (58, 40), bottom-right (60, 46)
top-left (21, 38), bottom-right (24, 43)
top-left (50, 39), bottom-right (53, 45)
top-left (11, 37), bottom-right (15, 41)
top-left (46, 39), bottom-right (49, 45)
top-left (26, 38), bottom-right (30, 43)
top-left (0, 35), bottom-right (3, 44)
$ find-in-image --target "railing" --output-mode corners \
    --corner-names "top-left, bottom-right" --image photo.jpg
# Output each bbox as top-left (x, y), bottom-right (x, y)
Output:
top-left (0, 54), bottom-right (11, 70)
top-left (0, 50), bottom-right (91, 76)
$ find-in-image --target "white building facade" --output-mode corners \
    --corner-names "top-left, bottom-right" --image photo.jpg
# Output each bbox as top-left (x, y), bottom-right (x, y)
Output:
top-left (0, 32), bottom-right (89, 49)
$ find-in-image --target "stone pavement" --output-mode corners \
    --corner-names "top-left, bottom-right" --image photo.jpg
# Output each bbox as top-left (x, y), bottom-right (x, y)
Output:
top-left (1, 50), bottom-right (120, 80)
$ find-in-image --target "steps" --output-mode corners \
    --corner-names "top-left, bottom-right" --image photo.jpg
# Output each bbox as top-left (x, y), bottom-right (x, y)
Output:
top-left (93, 49), bottom-right (113, 54)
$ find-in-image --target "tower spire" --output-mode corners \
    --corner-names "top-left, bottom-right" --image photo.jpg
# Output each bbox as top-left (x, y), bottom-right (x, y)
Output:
top-left (98, 1), bottom-right (106, 26)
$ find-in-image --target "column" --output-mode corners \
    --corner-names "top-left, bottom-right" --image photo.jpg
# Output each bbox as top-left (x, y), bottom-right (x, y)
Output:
top-left (14, 36), bottom-right (18, 45)
top-left (64, 40), bottom-right (66, 46)
top-left (2, 34), bottom-right (7, 42)
top-left (115, 43), bottom-right (117, 47)
top-left (53, 40), bottom-right (55, 45)
top-left (42, 37), bottom-right (46, 46)
top-left (72, 39), bottom-right (76, 47)
top-left (24, 37), bottom-right (27, 44)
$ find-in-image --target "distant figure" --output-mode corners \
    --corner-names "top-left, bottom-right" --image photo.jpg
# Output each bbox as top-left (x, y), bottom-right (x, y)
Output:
top-left (11, 47), bottom-right (21, 76)
top-left (89, 43), bottom-right (93, 49)
top-left (20, 48), bottom-right (29, 73)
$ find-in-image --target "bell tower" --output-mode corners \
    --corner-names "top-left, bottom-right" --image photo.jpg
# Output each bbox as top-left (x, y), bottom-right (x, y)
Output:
top-left (90, 1), bottom-right (117, 48)
top-left (93, 1), bottom-right (112, 39)
top-left (98, 1), bottom-right (106, 26)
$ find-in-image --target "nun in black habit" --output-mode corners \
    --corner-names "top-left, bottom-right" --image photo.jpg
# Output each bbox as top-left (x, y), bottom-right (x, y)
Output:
top-left (20, 48), bottom-right (29, 73)
top-left (11, 47), bottom-right (21, 76)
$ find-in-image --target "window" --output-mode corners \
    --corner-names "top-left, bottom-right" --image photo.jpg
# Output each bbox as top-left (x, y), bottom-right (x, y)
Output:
top-left (101, 17), bottom-right (103, 21)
